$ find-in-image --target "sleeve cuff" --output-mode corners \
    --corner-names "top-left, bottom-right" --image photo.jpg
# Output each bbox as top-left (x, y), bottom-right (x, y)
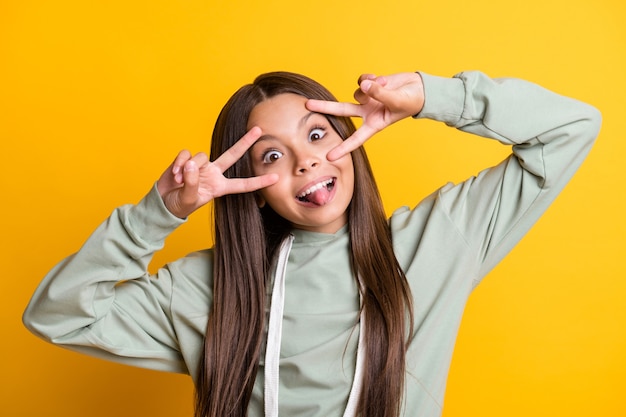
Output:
top-left (413, 72), bottom-right (466, 126)
top-left (124, 183), bottom-right (187, 245)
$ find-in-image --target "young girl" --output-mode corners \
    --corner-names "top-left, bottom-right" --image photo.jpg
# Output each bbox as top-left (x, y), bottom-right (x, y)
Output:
top-left (23, 70), bottom-right (601, 417)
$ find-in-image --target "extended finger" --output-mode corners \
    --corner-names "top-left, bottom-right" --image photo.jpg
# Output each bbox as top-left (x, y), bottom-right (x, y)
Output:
top-left (326, 124), bottom-right (378, 161)
top-left (224, 173), bottom-right (279, 196)
top-left (212, 126), bottom-right (263, 172)
top-left (305, 99), bottom-right (363, 118)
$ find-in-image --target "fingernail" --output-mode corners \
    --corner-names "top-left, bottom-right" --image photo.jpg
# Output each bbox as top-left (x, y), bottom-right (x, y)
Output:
top-left (361, 80), bottom-right (372, 92)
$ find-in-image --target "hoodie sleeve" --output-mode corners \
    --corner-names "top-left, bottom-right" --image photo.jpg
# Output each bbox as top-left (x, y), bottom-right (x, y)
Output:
top-left (22, 183), bottom-right (192, 373)
top-left (412, 71), bottom-right (601, 284)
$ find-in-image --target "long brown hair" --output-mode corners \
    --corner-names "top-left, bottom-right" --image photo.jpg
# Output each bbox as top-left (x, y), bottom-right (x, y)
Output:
top-left (196, 72), bottom-right (414, 417)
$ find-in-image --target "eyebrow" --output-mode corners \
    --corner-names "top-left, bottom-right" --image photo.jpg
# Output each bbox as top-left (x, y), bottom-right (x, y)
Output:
top-left (298, 111), bottom-right (317, 128)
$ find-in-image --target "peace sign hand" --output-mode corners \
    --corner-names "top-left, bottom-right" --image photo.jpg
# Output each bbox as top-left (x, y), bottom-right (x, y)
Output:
top-left (156, 127), bottom-right (278, 218)
top-left (306, 72), bottom-right (425, 161)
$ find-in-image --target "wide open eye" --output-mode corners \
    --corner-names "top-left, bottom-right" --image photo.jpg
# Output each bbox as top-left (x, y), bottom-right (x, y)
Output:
top-left (262, 149), bottom-right (283, 164)
top-left (308, 127), bottom-right (326, 142)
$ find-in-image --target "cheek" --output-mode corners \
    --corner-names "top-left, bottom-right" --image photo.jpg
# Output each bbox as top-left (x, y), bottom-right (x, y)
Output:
top-left (343, 162), bottom-right (356, 198)
top-left (250, 158), bottom-right (265, 176)
top-left (259, 181), bottom-right (289, 205)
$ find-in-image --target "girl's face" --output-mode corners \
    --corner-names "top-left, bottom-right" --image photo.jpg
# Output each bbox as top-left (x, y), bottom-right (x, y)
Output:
top-left (248, 93), bottom-right (354, 234)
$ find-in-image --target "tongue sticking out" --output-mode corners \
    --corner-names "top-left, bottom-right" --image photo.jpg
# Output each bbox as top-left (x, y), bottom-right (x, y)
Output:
top-left (306, 186), bottom-right (332, 206)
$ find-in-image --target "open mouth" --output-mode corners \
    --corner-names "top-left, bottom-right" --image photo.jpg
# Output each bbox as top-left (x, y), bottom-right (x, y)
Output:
top-left (296, 178), bottom-right (336, 206)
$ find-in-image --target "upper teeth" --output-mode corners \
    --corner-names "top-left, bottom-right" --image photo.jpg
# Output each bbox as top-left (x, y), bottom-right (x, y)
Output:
top-left (297, 179), bottom-right (333, 198)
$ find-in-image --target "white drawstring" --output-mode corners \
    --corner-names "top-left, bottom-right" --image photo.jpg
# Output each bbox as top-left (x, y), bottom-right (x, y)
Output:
top-left (264, 235), bottom-right (293, 417)
top-left (264, 235), bottom-right (365, 417)
top-left (342, 297), bottom-right (366, 417)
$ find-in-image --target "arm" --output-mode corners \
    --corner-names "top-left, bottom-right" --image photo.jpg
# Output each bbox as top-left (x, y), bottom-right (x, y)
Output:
top-left (416, 71), bottom-right (601, 279)
top-left (308, 70), bottom-right (601, 282)
top-left (23, 186), bottom-right (191, 372)
top-left (23, 128), bottom-right (278, 371)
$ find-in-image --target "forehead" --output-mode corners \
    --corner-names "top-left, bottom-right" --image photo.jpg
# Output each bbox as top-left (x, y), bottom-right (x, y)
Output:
top-left (247, 93), bottom-right (309, 130)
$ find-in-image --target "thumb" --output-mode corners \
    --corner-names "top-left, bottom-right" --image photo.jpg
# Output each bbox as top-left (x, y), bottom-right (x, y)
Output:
top-left (360, 78), bottom-right (396, 106)
top-left (179, 160), bottom-right (200, 208)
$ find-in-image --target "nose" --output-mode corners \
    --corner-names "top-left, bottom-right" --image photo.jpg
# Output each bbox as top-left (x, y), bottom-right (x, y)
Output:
top-left (294, 148), bottom-right (320, 174)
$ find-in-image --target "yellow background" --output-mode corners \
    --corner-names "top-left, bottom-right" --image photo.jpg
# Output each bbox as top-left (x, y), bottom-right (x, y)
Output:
top-left (2, 0), bottom-right (624, 416)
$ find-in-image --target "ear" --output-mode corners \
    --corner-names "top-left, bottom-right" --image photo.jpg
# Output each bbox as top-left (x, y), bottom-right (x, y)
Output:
top-left (255, 193), bottom-right (266, 208)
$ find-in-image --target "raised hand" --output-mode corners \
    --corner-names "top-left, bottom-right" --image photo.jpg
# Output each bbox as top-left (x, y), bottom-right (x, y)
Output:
top-left (156, 127), bottom-right (278, 218)
top-left (306, 72), bottom-right (425, 161)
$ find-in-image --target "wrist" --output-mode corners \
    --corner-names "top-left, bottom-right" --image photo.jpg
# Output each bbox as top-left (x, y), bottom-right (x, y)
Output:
top-left (413, 72), bottom-right (465, 125)
top-left (127, 183), bottom-right (186, 243)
